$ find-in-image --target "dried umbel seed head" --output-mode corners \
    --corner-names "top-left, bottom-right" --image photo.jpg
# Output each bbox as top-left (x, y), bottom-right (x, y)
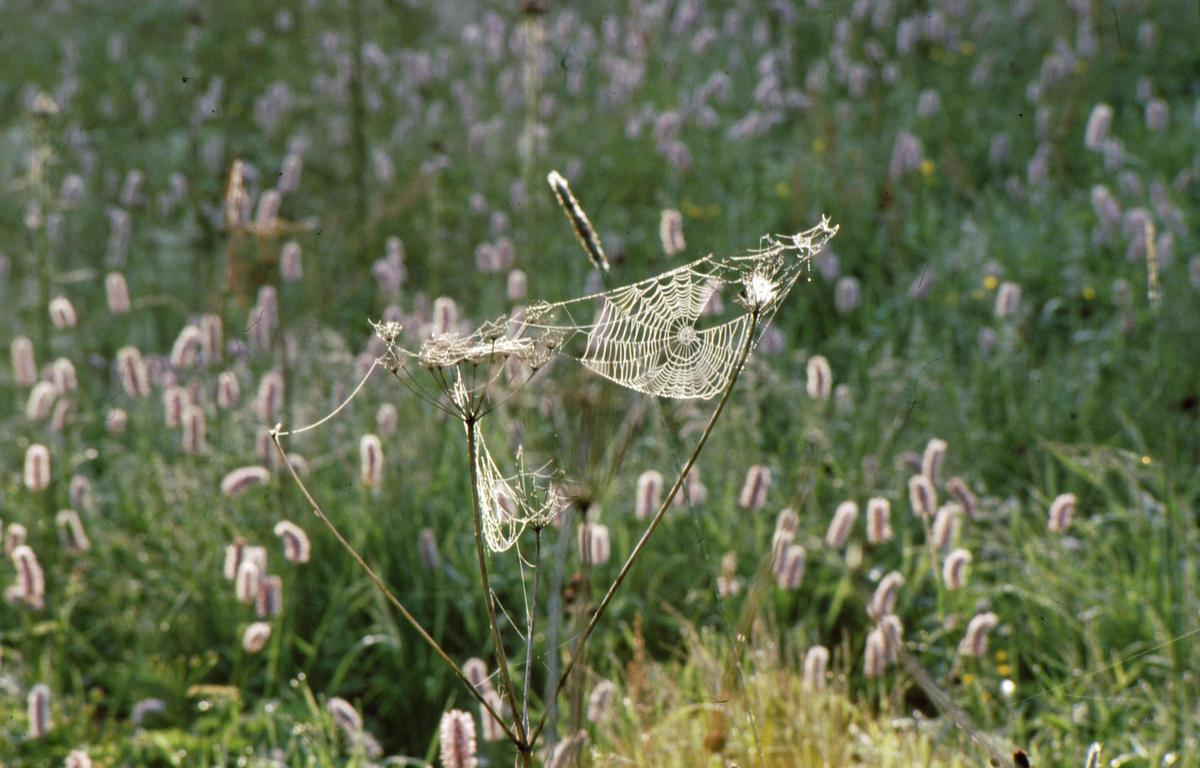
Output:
top-left (959, 611), bottom-right (1000, 657)
top-left (52, 357), bottom-right (77, 394)
top-left (825, 501), bottom-right (858, 549)
top-left (1047, 493), bottom-right (1077, 534)
top-left (280, 241), bottom-right (303, 282)
top-left (242, 621), bottom-right (272, 653)
top-left (221, 466), bottom-right (271, 498)
top-left (255, 575), bottom-right (283, 617)
top-left (738, 464), bottom-right (772, 510)
top-left (105, 271), bottom-right (131, 314)
top-left (547, 170), bottom-right (608, 273)
top-left (946, 476), bottom-right (978, 519)
top-left (360, 434), bottom-right (383, 488)
top-left (56, 510), bottom-right (91, 554)
top-left (24, 443), bottom-right (52, 493)
top-left (26, 381), bottom-right (58, 420)
top-left (803, 645), bottom-right (830, 690)
top-left (908, 474), bottom-right (937, 518)
top-left (116, 346), bottom-right (151, 398)
top-left (659, 208), bottom-right (686, 257)
top-left (932, 503), bottom-right (961, 550)
top-left (256, 371), bottom-right (284, 423)
top-left (11, 336), bottom-right (37, 387)
top-left (868, 571), bottom-right (904, 620)
top-left (635, 470), bottom-right (664, 520)
top-left (49, 296), bottom-right (78, 328)
top-left (578, 522), bottom-right (611, 566)
top-left (1084, 103), bottom-right (1113, 150)
top-left (995, 281), bottom-right (1022, 319)
top-left (163, 385), bottom-right (188, 428)
top-left (417, 527), bottom-right (441, 571)
top-left (775, 543), bottom-right (806, 590)
top-left (9, 544), bottom-right (46, 609)
top-left (921, 438), bottom-right (947, 486)
top-left (182, 404), bottom-right (207, 454)
top-left (806, 354), bottom-right (833, 399)
top-left (199, 313), bottom-right (223, 363)
top-left (170, 325), bottom-right (204, 369)
top-left (27, 683), bottom-right (51, 737)
top-left (506, 269), bottom-right (527, 302)
top-left (587, 679), bottom-right (617, 723)
top-left (216, 371), bottom-right (240, 409)
top-left (863, 627), bottom-right (886, 678)
top-left (866, 497), bottom-right (893, 544)
top-left (328, 696), bottom-right (364, 735)
top-left (273, 520), bottom-right (311, 563)
top-left (65, 749), bottom-right (93, 768)
top-left (376, 403), bottom-right (399, 435)
top-left (943, 548), bottom-right (972, 591)
top-left (235, 560), bottom-right (261, 604)
top-left (439, 709), bottom-right (479, 768)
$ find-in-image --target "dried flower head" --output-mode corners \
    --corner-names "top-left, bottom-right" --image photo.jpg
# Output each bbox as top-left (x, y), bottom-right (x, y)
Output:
top-left (49, 296), bottom-right (77, 329)
top-left (825, 501), bottom-right (858, 549)
top-left (8, 544), bottom-right (46, 609)
top-left (548, 170), bottom-right (608, 273)
top-left (635, 470), bottom-right (664, 520)
top-left (587, 679), bottom-right (617, 723)
top-left (360, 434), bottom-right (383, 488)
top-left (578, 522), bottom-right (611, 565)
top-left (27, 683), bottom-right (51, 738)
top-left (116, 346), bottom-right (151, 398)
top-left (255, 575), bottom-right (283, 617)
top-left (56, 510), bottom-right (91, 554)
top-left (921, 438), bottom-right (947, 486)
top-left (438, 709), bottom-right (479, 768)
top-left (866, 497), bottom-right (893, 544)
top-left (739, 464), bottom-right (772, 510)
top-left (24, 443), bottom-right (51, 493)
top-left (908, 474), bottom-right (937, 518)
top-left (943, 548), bottom-right (972, 590)
top-left (11, 336), bottom-right (37, 386)
top-left (242, 621), bottom-right (272, 653)
top-left (868, 571), bottom-right (904, 620)
top-left (803, 645), bottom-right (830, 689)
top-left (946, 476), bottom-right (978, 519)
top-left (959, 611), bottom-right (1000, 657)
top-left (775, 543), bottom-right (806, 590)
top-left (660, 208), bottom-right (686, 257)
top-left (931, 503), bottom-right (961, 550)
top-left (221, 466), bottom-right (271, 498)
top-left (273, 520), bottom-right (311, 563)
top-left (806, 355), bottom-right (832, 399)
top-left (1047, 492), bottom-right (1077, 533)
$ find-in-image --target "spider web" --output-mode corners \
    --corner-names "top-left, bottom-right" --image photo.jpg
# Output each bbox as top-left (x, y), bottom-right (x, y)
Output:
top-left (521, 217), bottom-right (837, 400)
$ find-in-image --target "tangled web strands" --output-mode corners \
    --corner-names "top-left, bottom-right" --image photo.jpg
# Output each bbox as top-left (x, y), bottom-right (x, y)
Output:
top-left (451, 377), bottom-right (562, 552)
top-left (522, 217), bottom-right (837, 400)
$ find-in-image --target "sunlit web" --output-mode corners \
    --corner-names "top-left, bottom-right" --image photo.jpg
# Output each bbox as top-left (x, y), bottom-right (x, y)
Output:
top-left (519, 217), bottom-right (837, 400)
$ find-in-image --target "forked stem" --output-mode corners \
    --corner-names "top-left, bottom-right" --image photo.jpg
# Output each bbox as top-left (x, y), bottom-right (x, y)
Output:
top-left (465, 416), bottom-right (529, 750)
top-left (528, 310), bottom-right (761, 746)
top-left (268, 428), bottom-right (519, 746)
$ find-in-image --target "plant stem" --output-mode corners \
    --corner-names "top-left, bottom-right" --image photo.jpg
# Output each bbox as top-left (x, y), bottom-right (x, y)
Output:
top-left (464, 416), bottom-right (528, 748)
top-left (529, 311), bottom-right (761, 746)
top-left (522, 528), bottom-right (542, 735)
top-left (268, 429), bottom-right (520, 746)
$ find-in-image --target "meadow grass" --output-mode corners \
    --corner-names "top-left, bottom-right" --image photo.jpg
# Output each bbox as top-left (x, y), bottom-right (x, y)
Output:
top-left (1, 1), bottom-right (1199, 766)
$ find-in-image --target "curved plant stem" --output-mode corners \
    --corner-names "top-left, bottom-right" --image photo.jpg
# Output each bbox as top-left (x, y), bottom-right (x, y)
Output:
top-left (522, 529), bottom-right (542, 735)
top-left (528, 310), bottom-right (762, 746)
top-left (465, 417), bottom-right (529, 752)
top-left (268, 428), bottom-right (519, 746)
